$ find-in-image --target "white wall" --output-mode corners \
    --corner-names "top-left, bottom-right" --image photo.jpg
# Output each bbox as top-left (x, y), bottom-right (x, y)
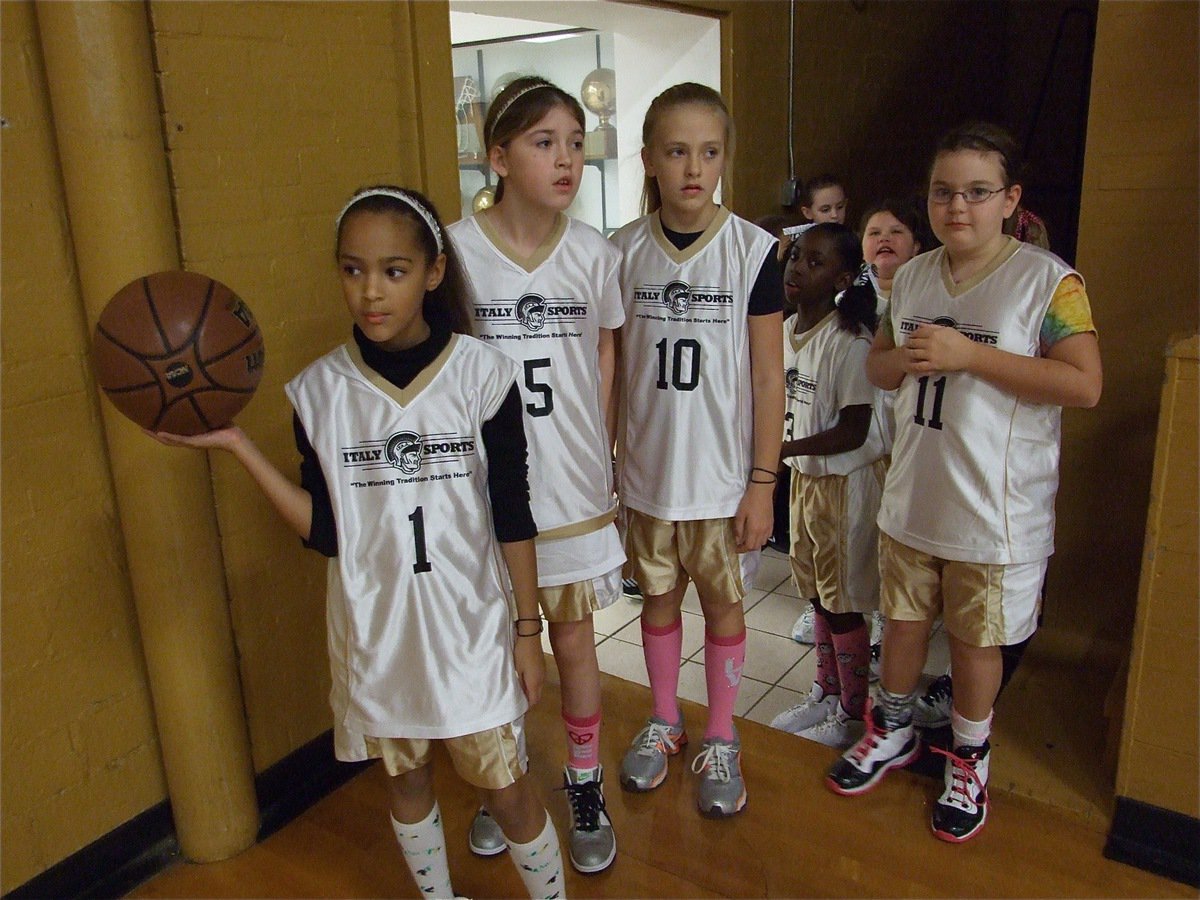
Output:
top-left (449, 1), bottom-right (720, 231)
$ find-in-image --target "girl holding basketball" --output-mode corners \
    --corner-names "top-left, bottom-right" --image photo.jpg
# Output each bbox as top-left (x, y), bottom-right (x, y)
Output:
top-left (446, 76), bottom-right (624, 875)
top-left (828, 123), bottom-right (1101, 844)
top-left (610, 82), bottom-right (784, 817)
top-left (153, 186), bottom-right (566, 899)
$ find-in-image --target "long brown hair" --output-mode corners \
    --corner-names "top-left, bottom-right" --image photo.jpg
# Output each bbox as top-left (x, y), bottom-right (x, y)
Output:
top-left (335, 186), bottom-right (474, 337)
top-left (483, 76), bottom-right (585, 203)
top-left (640, 82), bottom-right (734, 215)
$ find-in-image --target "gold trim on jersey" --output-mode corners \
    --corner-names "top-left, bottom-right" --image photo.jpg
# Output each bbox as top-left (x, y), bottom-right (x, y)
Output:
top-left (649, 206), bottom-right (731, 264)
top-left (787, 309), bottom-right (839, 354)
top-left (535, 505), bottom-right (617, 543)
top-left (939, 235), bottom-right (1021, 296)
top-left (343, 333), bottom-right (459, 407)
top-left (475, 210), bottom-right (568, 273)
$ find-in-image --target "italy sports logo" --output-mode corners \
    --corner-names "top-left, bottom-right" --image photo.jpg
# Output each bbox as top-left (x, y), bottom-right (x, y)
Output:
top-left (340, 431), bottom-right (477, 475)
top-left (633, 280), bottom-right (733, 319)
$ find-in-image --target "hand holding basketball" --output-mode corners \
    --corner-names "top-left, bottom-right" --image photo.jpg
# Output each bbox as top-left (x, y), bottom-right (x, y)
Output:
top-left (92, 271), bottom-right (265, 435)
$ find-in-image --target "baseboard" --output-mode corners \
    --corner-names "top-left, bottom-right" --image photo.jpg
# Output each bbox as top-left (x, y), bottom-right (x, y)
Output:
top-left (1104, 795), bottom-right (1200, 888)
top-left (3, 729), bottom-right (370, 900)
top-left (3, 801), bottom-right (179, 900)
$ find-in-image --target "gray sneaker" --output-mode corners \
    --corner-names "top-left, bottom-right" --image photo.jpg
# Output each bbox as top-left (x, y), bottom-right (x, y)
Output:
top-left (913, 674), bottom-right (953, 730)
top-left (620, 716), bottom-right (687, 792)
top-left (467, 807), bottom-right (506, 857)
top-left (769, 682), bottom-right (837, 734)
top-left (561, 766), bottom-right (616, 874)
top-left (691, 732), bottom-right (747, 817)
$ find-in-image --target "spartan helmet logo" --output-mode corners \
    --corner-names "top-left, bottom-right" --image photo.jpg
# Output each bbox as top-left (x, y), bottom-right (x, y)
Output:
top-left (785, 367), bottom-right (804, 398)
top-left (515, 293), bottom-right (548, 332)
top-left (385, 431), bottom-right (424, 475)
top-left (662, 280), bottom-right (692, 317)
top-left (932, 316), bottom-right (959, 328)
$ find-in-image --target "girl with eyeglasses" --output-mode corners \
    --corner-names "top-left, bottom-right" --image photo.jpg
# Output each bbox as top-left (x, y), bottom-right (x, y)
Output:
top-left (825, 122), bottom-right (1102, 844)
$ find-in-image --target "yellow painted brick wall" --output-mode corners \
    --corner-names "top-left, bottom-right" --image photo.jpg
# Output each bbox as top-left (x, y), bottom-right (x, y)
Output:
top-left (2, 1), bottom-right (453, 890)
top-left (1065, 2), bottom-right (1199, 634)
top-left (147, 0), bottom-right (439, 772)
top-left (0, 2), bottom-right (168, 890)
top-left (1117, 335), bottom-right (1199, 816)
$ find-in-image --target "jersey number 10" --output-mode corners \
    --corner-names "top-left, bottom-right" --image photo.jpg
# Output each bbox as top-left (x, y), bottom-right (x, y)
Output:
top-left (655, 338), bottom-right (701, 391)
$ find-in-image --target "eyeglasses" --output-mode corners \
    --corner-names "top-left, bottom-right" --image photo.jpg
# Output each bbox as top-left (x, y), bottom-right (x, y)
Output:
top-left (928, 186), bottom-right (1007, 205)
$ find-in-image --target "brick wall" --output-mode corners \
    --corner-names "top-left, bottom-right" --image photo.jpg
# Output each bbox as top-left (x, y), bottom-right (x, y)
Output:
top-left (0, 2), bottom-right (167, 889)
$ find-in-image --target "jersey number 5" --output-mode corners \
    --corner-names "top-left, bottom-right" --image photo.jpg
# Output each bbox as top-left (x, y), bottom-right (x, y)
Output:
top-left (655, 338), bottom-right (701, 391)
top-left (913, 375), bottom-right (947, 430)
top-left (524, 358), bottom-right (553, 417)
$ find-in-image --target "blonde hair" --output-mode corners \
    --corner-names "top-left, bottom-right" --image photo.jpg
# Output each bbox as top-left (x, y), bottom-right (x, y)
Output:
top-left (640, 83), bottom-right (733, 215)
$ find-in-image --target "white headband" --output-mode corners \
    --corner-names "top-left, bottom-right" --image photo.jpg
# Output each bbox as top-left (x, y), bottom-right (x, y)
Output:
top-left (491, 82), bottom-right (555, 132)
top-left (336, 188), bottom-right (443, 254)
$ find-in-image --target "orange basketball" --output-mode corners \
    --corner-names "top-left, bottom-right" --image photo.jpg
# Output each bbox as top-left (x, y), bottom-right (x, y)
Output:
top-left (92, 271), bottom-right (265, 435)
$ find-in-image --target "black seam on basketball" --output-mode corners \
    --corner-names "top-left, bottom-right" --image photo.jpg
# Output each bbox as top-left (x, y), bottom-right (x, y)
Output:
top-left (143, 276), bottom-right (175, 354)
top-left (191, 279), bottom-right (216, 352)
top-left (199, 330), bottom-right (260, 366)
top-left (95, 323), bottom-right (173, 369)
top-left (103, 382), bottom-right (162, 394)
top-left (189, 393), bottom-right (214, 432)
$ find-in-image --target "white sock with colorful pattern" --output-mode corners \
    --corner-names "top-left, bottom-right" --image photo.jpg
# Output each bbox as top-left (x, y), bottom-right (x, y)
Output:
top-left (390, 803), bottom-right (454, 898)
top-left (505, 810), bottom-right (566, 899)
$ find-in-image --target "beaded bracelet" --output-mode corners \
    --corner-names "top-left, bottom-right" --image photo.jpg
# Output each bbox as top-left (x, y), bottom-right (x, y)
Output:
top-left (514, 616), bottom-right (544, 637)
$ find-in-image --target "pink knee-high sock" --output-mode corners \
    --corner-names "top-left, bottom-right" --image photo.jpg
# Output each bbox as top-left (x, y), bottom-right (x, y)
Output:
top-left (563, 709), bottom-right (601, 772)
top-left (813, 609), bottom-right (840, 698)
top-left (830, 620), bottom-right (870, 719)
top-left (703, 629), bottom-right (746, 742)
top-left (642, 617), bottom-right (683, 724)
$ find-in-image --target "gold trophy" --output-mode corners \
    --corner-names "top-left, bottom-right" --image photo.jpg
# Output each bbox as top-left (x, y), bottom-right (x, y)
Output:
top-left (581, 67), bottom-right (617, 159)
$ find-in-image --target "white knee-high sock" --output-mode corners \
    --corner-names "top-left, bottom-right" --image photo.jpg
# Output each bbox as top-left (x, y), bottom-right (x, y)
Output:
top-left (390, 802), bottom-right (454, 898)
top-left (505, 810), bottom-right (566, 899)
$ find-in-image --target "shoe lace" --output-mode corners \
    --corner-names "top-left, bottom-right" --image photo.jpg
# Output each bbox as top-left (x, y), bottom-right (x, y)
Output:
top-left (635, 720), bottom-right (680, 756)
top-left (849, 707), bottom-right (884, 764)
top-left (931, 746), bottom-right (987, 810)
top-left (690, 742), bottom-right (734, 783)
top-left (560, 778), bottom-right (604, 832)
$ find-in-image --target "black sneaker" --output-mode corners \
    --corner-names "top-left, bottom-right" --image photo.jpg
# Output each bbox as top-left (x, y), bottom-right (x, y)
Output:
top-left (621, 578), bottom-right (643, 601)
top-left (826, 702), bottom-right (919, 796)
top-left (930, 741), bottom-right (990, 843)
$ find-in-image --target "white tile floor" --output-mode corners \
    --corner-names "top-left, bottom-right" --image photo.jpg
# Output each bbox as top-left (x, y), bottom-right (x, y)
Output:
top-left (543, 547), bottom-right (951, 729)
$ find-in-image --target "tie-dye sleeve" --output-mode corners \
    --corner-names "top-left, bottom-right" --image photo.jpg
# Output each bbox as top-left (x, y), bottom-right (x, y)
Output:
top-left (1039, 274), bottom-right (1096, 355)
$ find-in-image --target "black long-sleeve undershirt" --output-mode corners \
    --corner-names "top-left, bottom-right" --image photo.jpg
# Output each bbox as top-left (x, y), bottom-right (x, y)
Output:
top-left (296, 325), bottom-right (537, 557)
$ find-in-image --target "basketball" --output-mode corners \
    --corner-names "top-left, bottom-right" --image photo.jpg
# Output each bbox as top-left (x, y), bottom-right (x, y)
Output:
top-left (92, 271), bottom-right (265, 435)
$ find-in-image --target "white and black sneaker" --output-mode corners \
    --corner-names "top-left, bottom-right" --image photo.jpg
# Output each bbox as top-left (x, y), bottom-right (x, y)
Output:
top-left (621, 578), bottom-right (643, 601)
top-left (826, 702), bottom-right (919, 796)
top-left (930, 741), bottom-right (990, 842)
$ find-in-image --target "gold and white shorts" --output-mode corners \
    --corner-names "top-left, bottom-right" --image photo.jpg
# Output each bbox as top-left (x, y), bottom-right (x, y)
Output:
top-left (879, 532), bottom-right (1047, 647)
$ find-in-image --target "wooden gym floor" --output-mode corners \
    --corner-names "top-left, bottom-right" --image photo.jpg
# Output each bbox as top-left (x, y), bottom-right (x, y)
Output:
top-left (131, 660), bottom-right (1190, 899)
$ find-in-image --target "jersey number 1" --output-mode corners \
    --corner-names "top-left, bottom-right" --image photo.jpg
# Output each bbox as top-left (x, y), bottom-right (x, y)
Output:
top-left (408, 506), bottom-right (433, 574)
top-left (913, 375), bottom-right (947, 430)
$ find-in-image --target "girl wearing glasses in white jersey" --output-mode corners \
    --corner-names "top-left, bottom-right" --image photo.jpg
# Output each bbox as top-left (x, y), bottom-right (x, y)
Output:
top-left (827, 123), bottom-right (1101, 845)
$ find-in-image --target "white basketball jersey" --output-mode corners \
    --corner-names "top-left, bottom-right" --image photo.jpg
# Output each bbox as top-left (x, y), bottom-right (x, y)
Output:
top-left (783, 311), bottom-right (886, 476)
top-left (879, 239), bottom-right (1079, 564)
top-left (612, 208), bottom-right (776, 520)
top-left (449, 214), bottom-right (624, 582)
top-left (286, 334), bottom-right (527, 747)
